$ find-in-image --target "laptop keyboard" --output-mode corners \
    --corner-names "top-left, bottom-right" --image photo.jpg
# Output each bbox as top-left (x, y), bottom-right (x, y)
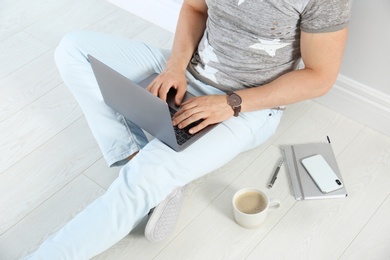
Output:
top-left (169, 107), bottom-right (199, 145)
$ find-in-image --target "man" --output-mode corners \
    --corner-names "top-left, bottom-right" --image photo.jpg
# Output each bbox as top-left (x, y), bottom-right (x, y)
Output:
top-left (28, 0), bottom-right (352, 258)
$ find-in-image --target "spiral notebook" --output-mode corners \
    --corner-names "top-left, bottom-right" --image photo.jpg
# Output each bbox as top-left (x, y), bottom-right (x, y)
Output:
top-left (282, 141), bottom-right (348, 200)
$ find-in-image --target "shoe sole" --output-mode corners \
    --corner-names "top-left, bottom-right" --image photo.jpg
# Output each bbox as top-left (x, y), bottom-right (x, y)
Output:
top-left (144, 186), bottom-right (186, 242)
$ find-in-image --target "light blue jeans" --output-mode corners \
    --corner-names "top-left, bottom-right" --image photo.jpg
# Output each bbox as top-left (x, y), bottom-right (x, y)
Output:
top-left (29, 31), bottom-right (283, 259)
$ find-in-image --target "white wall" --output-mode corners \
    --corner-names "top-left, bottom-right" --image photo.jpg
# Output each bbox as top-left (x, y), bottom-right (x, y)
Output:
top-left (315, 0), bottom-right (390, 135)
top-left (108, 0), bottom-right (181, 33)
top-left (340, 0), bottom-right (390, 95)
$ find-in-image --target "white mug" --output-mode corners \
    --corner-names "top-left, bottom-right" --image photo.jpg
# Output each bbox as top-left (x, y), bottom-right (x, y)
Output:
top-left (232, 188), bottom-right (281, 229)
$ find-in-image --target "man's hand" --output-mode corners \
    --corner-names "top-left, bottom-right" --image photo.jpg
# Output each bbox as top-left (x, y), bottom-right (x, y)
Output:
top-left (146, 66), bottom-right (187, 106)
top-left (172, 94), bottom-right (233, 134)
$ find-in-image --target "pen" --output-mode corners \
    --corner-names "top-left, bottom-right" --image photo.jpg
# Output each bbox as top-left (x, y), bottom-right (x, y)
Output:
top-left (267, 158), bottom-right (284, 189)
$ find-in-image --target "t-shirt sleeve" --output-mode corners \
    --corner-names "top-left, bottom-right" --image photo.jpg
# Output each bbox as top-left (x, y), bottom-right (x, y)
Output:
top-left (300, 0), bottom-right (353, 33)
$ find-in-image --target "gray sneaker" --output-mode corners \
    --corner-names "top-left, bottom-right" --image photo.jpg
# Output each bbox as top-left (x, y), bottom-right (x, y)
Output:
top-left (144, 186), bottom-right (187, 242)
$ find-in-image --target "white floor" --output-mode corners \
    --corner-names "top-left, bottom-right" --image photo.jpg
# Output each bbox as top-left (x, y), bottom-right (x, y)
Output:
top-left (1, 1), bottom-right (390, 259)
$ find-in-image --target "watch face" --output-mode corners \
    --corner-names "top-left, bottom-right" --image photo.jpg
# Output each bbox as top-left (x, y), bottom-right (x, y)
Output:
top-left (228, 93), bottom-right (242, 107)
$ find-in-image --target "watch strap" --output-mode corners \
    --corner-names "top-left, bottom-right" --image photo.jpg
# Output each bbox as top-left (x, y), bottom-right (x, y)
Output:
top-left (232, 105), bottom-right (241, 117)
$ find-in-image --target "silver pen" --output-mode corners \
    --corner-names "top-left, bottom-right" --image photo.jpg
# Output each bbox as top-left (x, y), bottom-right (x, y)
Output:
top-left (267, 159), bottom-right (284, 189)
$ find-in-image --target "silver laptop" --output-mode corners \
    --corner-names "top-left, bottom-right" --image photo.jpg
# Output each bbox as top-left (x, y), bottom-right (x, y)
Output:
top-left (88, 55), bottom-right (217, 152)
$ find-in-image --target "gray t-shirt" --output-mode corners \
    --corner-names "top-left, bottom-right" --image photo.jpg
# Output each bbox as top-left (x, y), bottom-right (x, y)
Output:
top-left (192, 0), bottom-right (353, 92)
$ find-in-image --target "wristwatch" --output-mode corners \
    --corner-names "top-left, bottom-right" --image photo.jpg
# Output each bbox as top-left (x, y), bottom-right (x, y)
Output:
top-left (226, 92), bottom-right (242, 117)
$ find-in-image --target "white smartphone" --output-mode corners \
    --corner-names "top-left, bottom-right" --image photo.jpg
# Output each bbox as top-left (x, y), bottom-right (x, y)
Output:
top-left (301, 154), bottom-right (343, 193)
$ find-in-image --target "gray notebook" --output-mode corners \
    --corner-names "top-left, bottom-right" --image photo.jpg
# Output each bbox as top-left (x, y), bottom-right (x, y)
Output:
top-left (282, 142), bottom-right (348, 200)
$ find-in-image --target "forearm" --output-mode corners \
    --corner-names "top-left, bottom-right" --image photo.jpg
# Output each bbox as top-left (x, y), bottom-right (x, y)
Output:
top-left (236, 67), bottom-right (336, 112)
top-left (167, 2), bottom-right (208, 72)
top-left (146, 1), bottom-right (208, 104)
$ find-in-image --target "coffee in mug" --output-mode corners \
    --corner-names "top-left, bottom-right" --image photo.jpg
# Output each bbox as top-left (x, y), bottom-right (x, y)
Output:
top-left (232, 188), bottom-right (280, 229)
top-left (235, 191), bottom-right (267, 214)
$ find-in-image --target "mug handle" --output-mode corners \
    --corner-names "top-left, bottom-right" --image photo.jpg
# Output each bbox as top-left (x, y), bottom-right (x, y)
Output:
top-left (268, 199), bottom-right (281, 211)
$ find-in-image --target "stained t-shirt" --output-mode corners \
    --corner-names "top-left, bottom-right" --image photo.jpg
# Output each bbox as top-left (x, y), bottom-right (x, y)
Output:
top-left (191, 0), bottom-right (353, 92)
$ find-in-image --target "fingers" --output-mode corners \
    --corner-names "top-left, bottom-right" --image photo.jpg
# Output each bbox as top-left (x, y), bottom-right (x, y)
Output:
top-left (188, 118), bottom-right (214, 134)
top-left (174, 110), bottom-right (206, 134)
top-left (173, 95), bottom-right (231, 134)
top-left (173, 104), bottom-right (201, 127)
top-left (172, 99), bottom-right (210, 134)
top-left (172, 98), bottom-right (197, 123)
top-left (175, 85), bottom-right (186, 106)
top-left (146, 78), bottom-right (170, 102)
top-left (146, 74), bottom-right (187, 104)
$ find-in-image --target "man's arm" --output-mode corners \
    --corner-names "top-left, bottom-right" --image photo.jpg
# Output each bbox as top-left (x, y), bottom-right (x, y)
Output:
top-left (147, 0), bottom-right (208, 104)
top-left (237, 28), bottom-right (349, 112)
top-left (173, 28), bottom-right (349, 133)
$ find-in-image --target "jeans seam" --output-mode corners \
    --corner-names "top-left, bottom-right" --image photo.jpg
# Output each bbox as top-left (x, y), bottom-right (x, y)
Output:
top-left (117, 113), bottom-right (142, 152)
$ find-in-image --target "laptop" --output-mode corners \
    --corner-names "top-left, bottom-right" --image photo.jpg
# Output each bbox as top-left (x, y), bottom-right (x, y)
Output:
top-left (88, 55), bottom-right (217, 152)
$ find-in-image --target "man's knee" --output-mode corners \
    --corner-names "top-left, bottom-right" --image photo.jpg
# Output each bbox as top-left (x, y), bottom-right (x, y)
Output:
top-left (54, 31), bottom-right (88, 69)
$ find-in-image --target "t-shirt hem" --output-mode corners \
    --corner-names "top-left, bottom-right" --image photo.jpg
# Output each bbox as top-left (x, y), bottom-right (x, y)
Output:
top-left (301, 22), bottom-right (350, 34)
